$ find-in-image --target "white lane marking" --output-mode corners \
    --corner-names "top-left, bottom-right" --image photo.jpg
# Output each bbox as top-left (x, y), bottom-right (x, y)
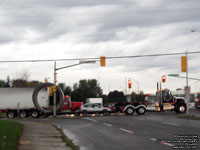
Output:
top-left (150, 138), bottom-right (175, 147)
top-left (135, 118), bottom-right (144, 120)
top-left (150, 138), bottom-right (157, 142)
top-left (162, 122), bottom-right (180, 126)
top-left (119, 128), bottom-right (134, 134)
top-left (84, 118), bottom-right (98, 122)
top-left (103, 123), bottom-right (112, 127)
top-left (162, 142), bottom-right (174, 147)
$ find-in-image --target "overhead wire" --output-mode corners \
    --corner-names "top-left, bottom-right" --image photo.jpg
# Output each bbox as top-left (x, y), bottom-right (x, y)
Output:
top-left (0, 51), bottom-right (199, 63)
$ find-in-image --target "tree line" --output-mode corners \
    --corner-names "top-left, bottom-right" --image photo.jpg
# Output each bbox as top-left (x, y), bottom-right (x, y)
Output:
top-left (0, 75), bottom-right (146, 104)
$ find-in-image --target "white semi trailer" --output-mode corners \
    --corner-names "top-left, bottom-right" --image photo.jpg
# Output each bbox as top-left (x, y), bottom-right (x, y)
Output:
top-left (0, 87), bottom-right (49, 118)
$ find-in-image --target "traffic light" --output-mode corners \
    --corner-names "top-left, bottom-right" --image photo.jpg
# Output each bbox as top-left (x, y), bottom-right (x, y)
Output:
top-left (49, 87), bottom-right (53, 96)
top-left (181, 56), bottom-right (187, 72)
top-left (100, 56), bottom-right (106, 67)
top-left (162, 75), bottom-right (166, 83)
top-left (128, 79), bottom-right (132, 88)
top-left (52, 86), bottom-right (57, 93)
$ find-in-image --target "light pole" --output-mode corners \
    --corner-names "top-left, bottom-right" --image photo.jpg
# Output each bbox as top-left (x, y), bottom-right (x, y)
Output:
top-left (53, 60), bottom-right (96, 117)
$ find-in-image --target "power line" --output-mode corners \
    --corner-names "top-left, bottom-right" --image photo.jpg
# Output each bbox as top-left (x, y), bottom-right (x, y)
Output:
top-left (0, 28), bottom-right (199, 43)
top-left (0, 0), bottom-right (198, 10)
top-left (0, 51), bottom-right (199, 63)
top-left (0, 8), bottom-right (199, 18)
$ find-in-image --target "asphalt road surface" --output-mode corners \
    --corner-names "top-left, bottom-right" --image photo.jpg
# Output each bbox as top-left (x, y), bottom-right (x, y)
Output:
top-left (16, 111), bottom-right (200, 150)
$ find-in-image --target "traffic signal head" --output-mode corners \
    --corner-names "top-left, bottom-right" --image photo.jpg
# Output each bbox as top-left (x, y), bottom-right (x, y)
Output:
top-left (100, 56), bottom-right (106, 67)
top-left (128, 79), bottom-right (132, 88)
top-left (162, 75), bottom-right (166, 83)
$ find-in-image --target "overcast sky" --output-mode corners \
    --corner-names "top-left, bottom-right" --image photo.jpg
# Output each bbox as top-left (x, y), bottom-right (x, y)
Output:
top-left (0, 0), bottom-right (200, 94)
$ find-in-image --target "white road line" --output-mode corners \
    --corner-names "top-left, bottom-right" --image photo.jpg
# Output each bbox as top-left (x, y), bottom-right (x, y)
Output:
top-left (84, 118), bottom-right (98, 122)
top-left (119, 128), bottom-right (134, 134)
top-left (162, 142), bottom-right (174, 147)
top-left (150, 138), bottom-right (175, 147)
top-left (150, 138), bottom-right (157, 142)
top-left (103, 123), bottom-right (112, 127)
top-left (162, 122), bottom-right (180, 126)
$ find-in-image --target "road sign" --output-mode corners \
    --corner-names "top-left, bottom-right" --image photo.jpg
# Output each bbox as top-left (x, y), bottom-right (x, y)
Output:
top-left (184, 86), bottom-right (191, 94)
top-left (168, 74), bottom-right (179, 77)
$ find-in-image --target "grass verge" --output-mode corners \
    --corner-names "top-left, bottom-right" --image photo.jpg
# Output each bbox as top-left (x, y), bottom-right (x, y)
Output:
top-left (0, 120), bottom-right (23, 150)
top-left (54, 125), bottom-right (79, 150)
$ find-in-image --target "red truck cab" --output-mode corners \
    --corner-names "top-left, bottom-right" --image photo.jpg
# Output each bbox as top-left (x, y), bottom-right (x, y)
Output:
top-left (62, 96), bottom-right (83, 112)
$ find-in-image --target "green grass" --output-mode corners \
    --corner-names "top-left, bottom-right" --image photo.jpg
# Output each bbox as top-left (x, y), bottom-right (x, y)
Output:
top-left (0, 120), bottom-right (23, 150)
top-left (54, 125), bottom-right (79, 150)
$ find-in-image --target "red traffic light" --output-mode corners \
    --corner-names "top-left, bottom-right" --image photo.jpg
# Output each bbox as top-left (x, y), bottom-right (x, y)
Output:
top-left (162, 75), bottom-right (166, 83)
top-left (128, 80), bottom-right (132, 88)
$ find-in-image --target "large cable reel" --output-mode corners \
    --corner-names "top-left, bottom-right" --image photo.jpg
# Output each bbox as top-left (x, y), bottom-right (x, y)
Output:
top-left (32, 82), bottom-right (64, 114)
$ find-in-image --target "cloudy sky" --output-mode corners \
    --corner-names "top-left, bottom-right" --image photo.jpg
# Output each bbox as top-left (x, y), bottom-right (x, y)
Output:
top-left (0, 0), bottom-right (200, 94)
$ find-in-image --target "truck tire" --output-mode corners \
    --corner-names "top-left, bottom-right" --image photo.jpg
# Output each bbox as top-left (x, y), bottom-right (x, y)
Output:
top-left (19, 111), bottom-right (28, 118)
top-left (82, 110), bottom-right (88, 116)
top-left (31, 110), bottom-right (40, 118)
top-left (136, 106), bottom-right (146, 115)
top-left (177, 104), bottom-right (186, 113)
top-left (7, 111), bottom-right (16, 118)
top-left (103, 109), bottom-right (108, 116)
top-left (125, 107), bottom-right (134, 115)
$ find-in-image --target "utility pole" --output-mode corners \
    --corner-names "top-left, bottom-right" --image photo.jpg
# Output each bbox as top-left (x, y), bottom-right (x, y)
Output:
top-left (53, 61), bottom-right (57, 117)
top-left (185, 51), bottom-right (189, 115)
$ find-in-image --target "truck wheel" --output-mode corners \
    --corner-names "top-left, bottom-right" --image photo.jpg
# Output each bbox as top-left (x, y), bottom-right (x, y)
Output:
top-left (7, 111), bottom-right (16, 118)
top-left (19, 111), bottom-right (28, 118)
top-left (125, 107), bottom-right (134, 115)
top-left (136, 106), bottom-right (146, 115)
top-left (102, 110), bottom-right (108, 116)
top-left (82, 110), bottom-right (88, 116)
top-left (177, 104), bottom-right (186, 113)
top-left (31, 110), bottom-right (40, 118)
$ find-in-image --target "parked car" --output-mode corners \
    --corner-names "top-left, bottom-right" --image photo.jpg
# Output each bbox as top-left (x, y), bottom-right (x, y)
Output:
top-left (80, 103), bottom-right (111, 115)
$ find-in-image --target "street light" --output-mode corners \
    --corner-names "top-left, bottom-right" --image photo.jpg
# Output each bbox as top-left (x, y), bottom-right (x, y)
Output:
top-left (53, 60), bottom-right (96, 117)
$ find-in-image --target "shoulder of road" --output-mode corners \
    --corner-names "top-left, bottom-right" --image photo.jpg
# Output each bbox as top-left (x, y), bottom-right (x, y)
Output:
top-left (18, 121), bottom-right (73, 150)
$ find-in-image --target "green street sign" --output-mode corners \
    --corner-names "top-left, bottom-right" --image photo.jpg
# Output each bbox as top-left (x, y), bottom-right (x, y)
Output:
top-left (168, 74), bottom-right (179, 77)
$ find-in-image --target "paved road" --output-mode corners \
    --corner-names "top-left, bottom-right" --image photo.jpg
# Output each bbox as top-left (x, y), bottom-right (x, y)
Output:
top-left (18, 111), bottom-right (200, 150)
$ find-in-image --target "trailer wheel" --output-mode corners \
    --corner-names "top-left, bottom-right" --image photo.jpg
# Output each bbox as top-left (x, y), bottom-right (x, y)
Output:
top-left (136, 106), bottom-right (146, 115)
top-left (19, 111), bottom-right (28, 118)
top-left (31, 110), bottom-right (40, 118)
top-left (177, 104), bottom-right (186, 113)
top-left (125, 107), bottom-right (134, 115)
top-left (7, 111), bottom-right (16, 118)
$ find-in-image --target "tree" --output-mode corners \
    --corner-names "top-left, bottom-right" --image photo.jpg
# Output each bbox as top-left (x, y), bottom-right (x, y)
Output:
top-left (107, 90), bottom-right (126, 103)
top-left (71, 79), bottom-right (102, 102)
top-left (0, 80), bottom-right (6, 87)
top-left (131, 91), bottom-right (145, 103)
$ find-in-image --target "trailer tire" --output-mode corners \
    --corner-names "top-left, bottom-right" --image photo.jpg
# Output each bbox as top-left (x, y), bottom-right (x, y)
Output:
top-left (19, 111), bottom-right (28, 118)
top-left (31, 110), bottom-right (40, 118)
top-left (7, 111), bottom-right (16, 118)
top-left (177, 104), bottom-right (186, 113)
top-left (136, 106), bottom-right (146, 115)
top-left (125, 107), bottom-right (134, 115)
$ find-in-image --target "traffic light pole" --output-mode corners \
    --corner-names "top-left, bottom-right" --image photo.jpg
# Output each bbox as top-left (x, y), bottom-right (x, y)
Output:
top-left (53, 61), bottom-right (57, 117)
top-left (186, 51), bottom-right (189, 115)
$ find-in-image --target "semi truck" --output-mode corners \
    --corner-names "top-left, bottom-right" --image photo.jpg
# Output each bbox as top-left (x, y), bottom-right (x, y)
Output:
top-left (145, 89), bottom-right (187, 113)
